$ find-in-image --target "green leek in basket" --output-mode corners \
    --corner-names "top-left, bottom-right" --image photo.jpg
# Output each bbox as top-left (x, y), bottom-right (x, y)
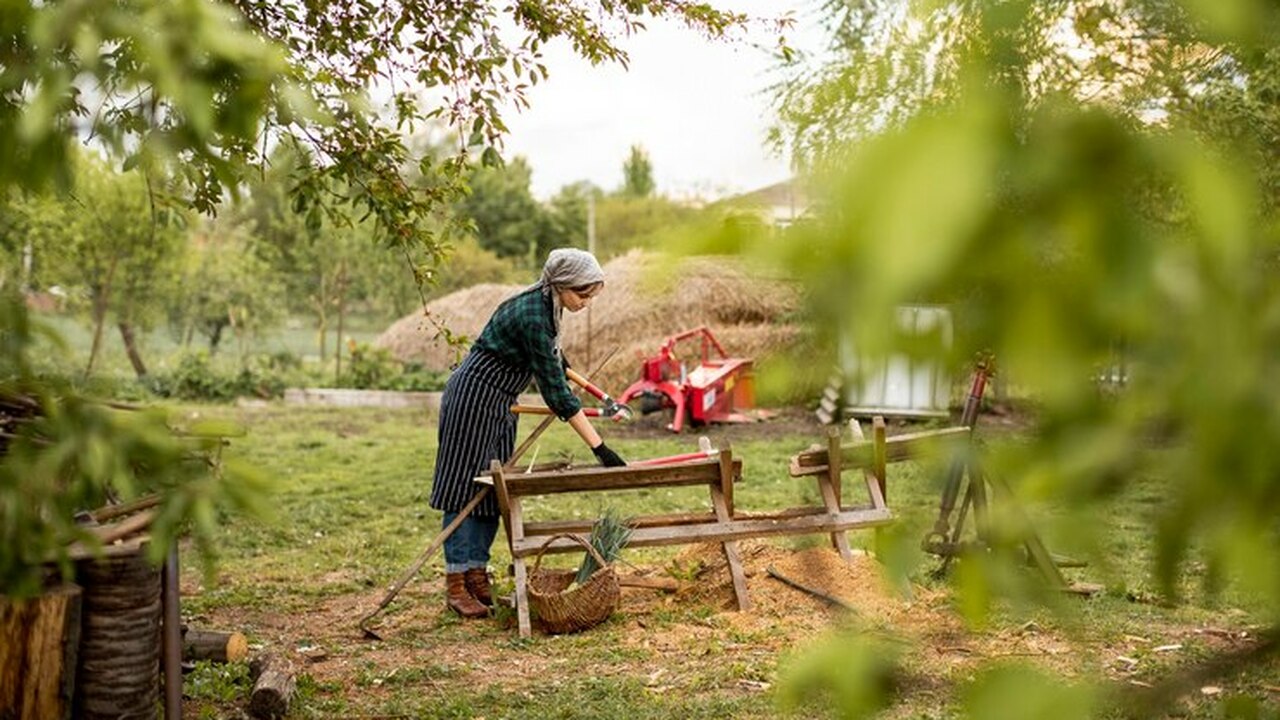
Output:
top-left (575, 508), bottom-right (633, 585)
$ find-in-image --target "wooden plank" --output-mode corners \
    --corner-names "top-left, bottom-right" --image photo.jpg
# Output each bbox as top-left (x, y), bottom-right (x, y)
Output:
top-left (525, 511), bottom-right (717, 536)
top-left (510, 508), bottom-right (894, 557)
top-left (823, 427), bottom-right (854, 562)
top-left (505, 459), bottom-right (742, 497)
top-left (791, 426), bottom-right (971, 473)
top-left (522, 505), bottom-right (881, 536)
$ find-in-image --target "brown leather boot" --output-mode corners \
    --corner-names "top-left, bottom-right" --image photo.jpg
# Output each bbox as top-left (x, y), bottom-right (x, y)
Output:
top-left (446, 573), bottom-right (488, 618)
top-left (464, 568), bottom-right (492, 607)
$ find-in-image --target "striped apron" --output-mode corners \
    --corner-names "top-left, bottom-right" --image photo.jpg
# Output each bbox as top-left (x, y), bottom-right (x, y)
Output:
top-left (429, 348), bottom-right (530, 517)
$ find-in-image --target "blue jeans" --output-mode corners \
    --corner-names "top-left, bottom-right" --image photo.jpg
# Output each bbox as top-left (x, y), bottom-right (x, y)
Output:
top-left (442, 512), bottom-right (500, 574)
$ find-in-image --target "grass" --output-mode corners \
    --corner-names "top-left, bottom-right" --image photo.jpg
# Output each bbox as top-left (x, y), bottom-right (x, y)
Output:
top-left (167, 402), bottom-right (1279, 719)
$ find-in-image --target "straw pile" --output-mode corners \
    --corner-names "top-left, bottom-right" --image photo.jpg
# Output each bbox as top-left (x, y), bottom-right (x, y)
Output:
top-left (374, 251), bottom-right (805, 393)
top-left (374, 283), bottom-right (523, 370)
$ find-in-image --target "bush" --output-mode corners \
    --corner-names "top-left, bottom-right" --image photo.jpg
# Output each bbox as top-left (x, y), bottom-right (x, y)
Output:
top-left (339, 343), bottom-right (447, 391)
top-left (151, 352), bottom-right (287, 401)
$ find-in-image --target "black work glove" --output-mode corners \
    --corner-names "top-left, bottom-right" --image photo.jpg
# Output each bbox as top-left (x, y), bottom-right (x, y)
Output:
top-left (592, 442), bottom-right (627, 467)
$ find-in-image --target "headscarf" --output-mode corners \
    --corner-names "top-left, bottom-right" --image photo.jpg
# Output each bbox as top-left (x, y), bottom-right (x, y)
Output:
top-left (533, 248), bottom-right (605, 346)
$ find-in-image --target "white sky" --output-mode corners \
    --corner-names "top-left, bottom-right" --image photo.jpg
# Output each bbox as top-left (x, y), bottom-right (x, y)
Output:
top-left (500, 1), bottom-right (824, 201)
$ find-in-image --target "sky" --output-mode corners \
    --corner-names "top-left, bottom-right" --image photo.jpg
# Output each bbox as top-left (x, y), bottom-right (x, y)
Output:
top-left (500, 1), bottom-right (824, 202)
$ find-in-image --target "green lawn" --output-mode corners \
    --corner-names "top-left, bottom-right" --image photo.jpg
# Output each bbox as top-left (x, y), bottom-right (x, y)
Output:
top-left (167, 402), bottom-right (1278, 719)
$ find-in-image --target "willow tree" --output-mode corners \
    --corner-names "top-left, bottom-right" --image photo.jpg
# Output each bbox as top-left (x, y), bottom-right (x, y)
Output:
top-left (743, 0), bottom-right (1280, 716)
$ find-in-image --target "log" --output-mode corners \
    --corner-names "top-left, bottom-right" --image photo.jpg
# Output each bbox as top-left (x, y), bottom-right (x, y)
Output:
top-left (0, 584), bottom-right (82, 720)
top-left (182, 627), bottom-right (249, 663)
top-left (249, 654), bottom-right (296, 720)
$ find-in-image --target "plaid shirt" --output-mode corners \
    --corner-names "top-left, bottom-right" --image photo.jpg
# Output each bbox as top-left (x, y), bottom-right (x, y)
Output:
top-left (473, 287), bottom-right (582, 420)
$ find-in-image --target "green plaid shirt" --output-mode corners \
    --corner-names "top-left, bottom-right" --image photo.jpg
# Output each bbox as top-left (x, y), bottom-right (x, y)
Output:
top-left (473, 287), bottom-right (581, 420)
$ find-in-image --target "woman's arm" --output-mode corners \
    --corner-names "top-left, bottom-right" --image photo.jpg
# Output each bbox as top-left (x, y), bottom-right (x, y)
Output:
top-left (566, 410), bottom-right (602, 449)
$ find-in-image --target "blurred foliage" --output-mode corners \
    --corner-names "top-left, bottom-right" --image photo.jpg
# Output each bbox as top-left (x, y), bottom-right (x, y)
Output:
top-left (0, 296), bottom-right (270, 598)
top-left (750, 0), bottom-right (1280, 715)
top-left (457, 156), bottom-right (555, 260)
top-left (167, 216), bottom-right (285, 358)
top-left (621, 144), bottom-right (656, 199)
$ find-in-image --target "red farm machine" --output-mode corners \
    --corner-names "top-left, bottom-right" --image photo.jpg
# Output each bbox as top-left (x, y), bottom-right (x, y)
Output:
top-left (617, 326), bottom-right (758, 433)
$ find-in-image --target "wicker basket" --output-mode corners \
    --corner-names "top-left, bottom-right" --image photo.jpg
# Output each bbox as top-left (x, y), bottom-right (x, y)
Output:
top-left (528, 533), bottom-right (620, 634)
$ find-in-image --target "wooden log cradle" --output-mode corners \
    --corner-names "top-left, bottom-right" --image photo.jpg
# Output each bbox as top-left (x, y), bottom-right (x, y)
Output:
top-left (73, 549), bottom-right (162, 720)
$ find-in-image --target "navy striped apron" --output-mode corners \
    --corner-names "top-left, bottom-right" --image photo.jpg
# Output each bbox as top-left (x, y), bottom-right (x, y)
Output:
top-left (429, 348), bottom-right (530, 517)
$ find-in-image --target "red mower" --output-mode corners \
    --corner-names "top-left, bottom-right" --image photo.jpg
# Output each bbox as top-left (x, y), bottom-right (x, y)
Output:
top-left (617, 326), bottom-right (757, 433)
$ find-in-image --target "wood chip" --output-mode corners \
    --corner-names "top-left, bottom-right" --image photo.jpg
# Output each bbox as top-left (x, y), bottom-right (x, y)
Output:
top-left (1200, 686), bottom-right (1222, 696)
top-left (1152, 644), bottom-right (1182, 653)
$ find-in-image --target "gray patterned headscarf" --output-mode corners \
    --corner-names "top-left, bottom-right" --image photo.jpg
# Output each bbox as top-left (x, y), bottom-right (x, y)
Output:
top-left (533, 248), bottom-right (605, 345)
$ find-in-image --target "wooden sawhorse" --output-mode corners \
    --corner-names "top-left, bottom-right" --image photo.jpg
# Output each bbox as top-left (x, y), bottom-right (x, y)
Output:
top-left (488, 450), bottom-right (746, 638)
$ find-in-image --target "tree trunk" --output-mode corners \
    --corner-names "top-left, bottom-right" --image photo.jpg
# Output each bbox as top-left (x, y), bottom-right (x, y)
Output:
top-left (83, 255), bottom-right (120, 381)
top-left (0, 584), bottom-right (82, 720)
top-left (207, 320), bottom-right (226, 354)
top-left (117, 322), bottom-right (148, 378)
top-left (334, 262), bottom-right (347, 384)
top-left (84, 293), bottom-right (109, 380)
top-left (314, 273), bottom-right (328, 362)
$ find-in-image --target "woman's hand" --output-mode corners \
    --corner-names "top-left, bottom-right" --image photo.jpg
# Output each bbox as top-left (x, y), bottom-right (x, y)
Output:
top-left (592, 442), bottom-right (627, 467)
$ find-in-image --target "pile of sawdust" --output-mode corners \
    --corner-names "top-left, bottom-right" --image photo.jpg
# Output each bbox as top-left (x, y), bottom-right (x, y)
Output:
top-left (373, 251), bottom-right (805, 394)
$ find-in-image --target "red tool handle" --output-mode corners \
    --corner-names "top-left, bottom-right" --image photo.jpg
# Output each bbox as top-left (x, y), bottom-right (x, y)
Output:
top-left (631, 450), bottom-right (716, 467)
top-left (565, 367), bottom-right (610, 402)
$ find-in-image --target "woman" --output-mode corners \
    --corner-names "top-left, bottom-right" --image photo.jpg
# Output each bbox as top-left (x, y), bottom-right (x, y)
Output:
top-left (429, 248), bottom-right (627, 618)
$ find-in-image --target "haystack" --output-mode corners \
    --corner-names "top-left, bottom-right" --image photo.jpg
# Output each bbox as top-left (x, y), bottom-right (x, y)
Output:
top-left (374, 283), bottom-right (523, 371)
top-left (374, 251), bottom-right (805, 394)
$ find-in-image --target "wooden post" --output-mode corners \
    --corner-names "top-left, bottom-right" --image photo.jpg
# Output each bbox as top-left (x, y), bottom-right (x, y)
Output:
top-left (0, 585), bottom-right (82, 720)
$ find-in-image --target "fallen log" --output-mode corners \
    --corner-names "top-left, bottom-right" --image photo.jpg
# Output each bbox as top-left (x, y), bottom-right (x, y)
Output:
top-left (249, 654), bottom-right (296, 720)
top-left (183, 627), bottom-right (249, 664)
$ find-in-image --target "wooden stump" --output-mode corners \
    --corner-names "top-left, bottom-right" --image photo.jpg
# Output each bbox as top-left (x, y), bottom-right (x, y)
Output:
top-left (0, 584), bottom-right (82, 720)
top-left (74, 551), bottom-right (161, 720)
top-left (249, 654), bottom-right (296, 719)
